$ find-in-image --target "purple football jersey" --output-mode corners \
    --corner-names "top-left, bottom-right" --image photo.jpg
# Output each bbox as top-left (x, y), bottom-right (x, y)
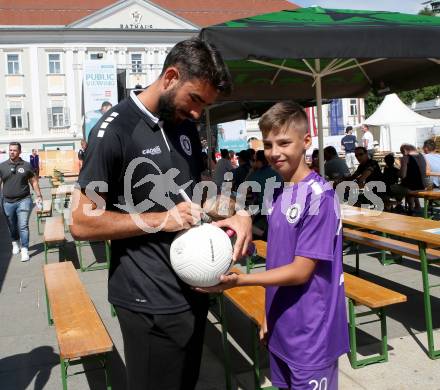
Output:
top-left (265, 171), bottom-right (349, 369)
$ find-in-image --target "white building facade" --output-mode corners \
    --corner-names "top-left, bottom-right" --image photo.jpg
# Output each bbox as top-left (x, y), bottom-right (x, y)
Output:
top-left (0, 0), bottom-right (365, 153)
top-left (0, 0), bottom-right (197, 151)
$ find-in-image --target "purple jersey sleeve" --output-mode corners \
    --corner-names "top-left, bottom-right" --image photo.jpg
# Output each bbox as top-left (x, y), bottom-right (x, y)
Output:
top-left (294, 192), bottom-right (340, 262)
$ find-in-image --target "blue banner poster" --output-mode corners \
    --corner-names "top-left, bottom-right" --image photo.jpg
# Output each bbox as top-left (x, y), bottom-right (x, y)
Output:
top-left (218, 120), bottom-right (248, 152)
top-left (329, 99), bottom-right (344, 136)
top-left (83, 61), bottom-right (118, 140)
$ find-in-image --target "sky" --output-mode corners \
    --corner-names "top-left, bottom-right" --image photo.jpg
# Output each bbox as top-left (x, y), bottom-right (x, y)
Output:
top-left (291, 0), bottom-right (427, 14)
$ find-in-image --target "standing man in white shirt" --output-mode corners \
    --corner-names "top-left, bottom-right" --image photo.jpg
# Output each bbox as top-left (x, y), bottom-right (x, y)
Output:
top-left (361, 124), bottom-right (375, 159)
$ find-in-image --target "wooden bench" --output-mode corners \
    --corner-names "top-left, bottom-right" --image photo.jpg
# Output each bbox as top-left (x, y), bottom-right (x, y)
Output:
top-left (344, 272), bottom-right (407, 368)
top-left (221, 282), bottom-right (274, 390)
top-left (44, 261), bottom-right (113, 390)
top-left (43, 216), bottom-right (66, 264)
top-left (344, 228), bottom-right (440, 274)
top-left (36, 199), bottom-right (53, 235)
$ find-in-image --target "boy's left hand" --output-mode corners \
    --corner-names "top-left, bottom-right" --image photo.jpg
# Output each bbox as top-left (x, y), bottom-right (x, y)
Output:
top-left (193, 273), bottom-right (239, 294)
top-left (213, 211), bottom-right (252, 261)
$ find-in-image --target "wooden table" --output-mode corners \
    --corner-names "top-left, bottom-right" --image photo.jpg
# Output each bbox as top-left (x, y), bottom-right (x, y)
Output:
top-left (409, 189), bottom-right (440, 218)
top-left (341, 204), bottom-right (440, 359)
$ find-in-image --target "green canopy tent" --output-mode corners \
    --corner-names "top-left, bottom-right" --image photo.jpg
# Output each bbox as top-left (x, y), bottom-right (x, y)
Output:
top-left (200, 7), bottom-right (440, 174)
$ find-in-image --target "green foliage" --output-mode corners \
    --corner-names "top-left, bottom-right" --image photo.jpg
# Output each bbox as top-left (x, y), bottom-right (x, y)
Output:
top-left (364, 92), bottom-right (383, 117)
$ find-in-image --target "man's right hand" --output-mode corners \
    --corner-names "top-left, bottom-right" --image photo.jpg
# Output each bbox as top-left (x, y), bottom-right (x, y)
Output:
top-left (156, 202), bottom-right (202, 232)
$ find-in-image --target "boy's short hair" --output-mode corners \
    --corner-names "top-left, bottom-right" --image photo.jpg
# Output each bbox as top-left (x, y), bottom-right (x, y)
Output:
top-left (345, 126), bottom-right (353, 133)
top-left (424, 139), bottom-right (436, 152)
top-left (259, 101), bottom-right (308, 138)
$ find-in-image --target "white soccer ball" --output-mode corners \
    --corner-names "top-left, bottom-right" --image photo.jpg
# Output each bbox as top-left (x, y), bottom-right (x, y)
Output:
top-left (170, 224), bottom-right (233, 287)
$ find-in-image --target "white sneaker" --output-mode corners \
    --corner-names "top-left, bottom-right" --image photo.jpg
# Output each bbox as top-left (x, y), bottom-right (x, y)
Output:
top-left (12, 241), bottom-right (20, 255)
top-left (21, 247), bottom-right (30, 262)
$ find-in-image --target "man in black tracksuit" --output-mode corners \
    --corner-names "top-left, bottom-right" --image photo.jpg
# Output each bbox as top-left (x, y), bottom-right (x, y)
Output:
top-left (71, 38), bottom-right (252, 390)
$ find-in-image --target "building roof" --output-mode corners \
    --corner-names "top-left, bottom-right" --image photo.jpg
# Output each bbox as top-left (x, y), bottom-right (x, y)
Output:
top-left (0, 0), bottom-right (115, 26)
top-left (152, 0), bottom-right (298, 27)
top-left (0, 0), bottom-right (298, 27)
top-left (411, 97), bottom-right (440, 112)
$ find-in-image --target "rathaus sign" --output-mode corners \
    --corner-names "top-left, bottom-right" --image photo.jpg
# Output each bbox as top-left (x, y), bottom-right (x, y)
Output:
top-left (120, 10), bottom-right (153, 29)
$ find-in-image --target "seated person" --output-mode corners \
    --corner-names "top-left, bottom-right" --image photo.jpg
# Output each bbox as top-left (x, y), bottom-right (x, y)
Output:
top-left (382, 153), bottom-right (400, 210)
top-left (423, 139), bottom-right (440, 188)
top-left (309, 148), bottom-right (320, 174)
top-left (323, 146), bottom-right (350, 181)
top-left (246, 150), bottom-right (282, 239)
top-left (232, 150), bottom-right (251, 191)
top-left (213, 148), bottom-right (233, 189)
top-left (340, 146), bottom-right (384, 206)
top-left (391, 143), bottom-right (427, 214)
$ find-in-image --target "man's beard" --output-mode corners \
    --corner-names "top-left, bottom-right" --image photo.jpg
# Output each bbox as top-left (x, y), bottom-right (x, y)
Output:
top-left (158, 89), bottom-right (179, 125)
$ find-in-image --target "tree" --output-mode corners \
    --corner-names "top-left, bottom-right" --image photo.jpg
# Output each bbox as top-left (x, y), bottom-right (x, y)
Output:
top-left (419, 6), bottom-right (435, 16)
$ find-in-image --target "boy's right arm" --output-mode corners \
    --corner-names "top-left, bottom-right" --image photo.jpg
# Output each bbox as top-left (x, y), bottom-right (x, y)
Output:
top-left (195, 255), bottom-right (317, 293)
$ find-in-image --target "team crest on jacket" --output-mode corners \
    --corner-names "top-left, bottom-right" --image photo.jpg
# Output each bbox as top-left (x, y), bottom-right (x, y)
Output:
top-left (286, 203), bottom-right (301, 224)
top-left (180, 135), bottom-right (192, 156)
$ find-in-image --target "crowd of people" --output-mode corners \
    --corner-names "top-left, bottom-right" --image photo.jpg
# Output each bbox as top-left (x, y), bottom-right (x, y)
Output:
top-left (309, 125), bottom-right (440, 214)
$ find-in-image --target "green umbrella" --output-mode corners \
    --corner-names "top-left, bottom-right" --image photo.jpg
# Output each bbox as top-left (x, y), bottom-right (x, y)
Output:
top-left (200, 7), bottom-right (440, 174)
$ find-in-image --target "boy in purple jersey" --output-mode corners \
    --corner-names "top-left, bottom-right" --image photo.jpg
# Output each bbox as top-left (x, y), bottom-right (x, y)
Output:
top-left (197, 102), bottom-right (349, 389)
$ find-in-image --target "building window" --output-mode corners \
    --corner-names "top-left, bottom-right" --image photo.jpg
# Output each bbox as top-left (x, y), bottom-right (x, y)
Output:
top-left (7, 54), bottom-right (20, 74)
top-left (48, 53), bottom-right (61, 74)
top-left (5, 102), bottom-right (27, 129)
top-left (349, 99), bottom-right (358, 116)
top-left (48, 102), bottom-right (70, 128)
top-left (131, 53), bottom-right (143, 73)
top-left (90, 52), bottom-right (104, 60)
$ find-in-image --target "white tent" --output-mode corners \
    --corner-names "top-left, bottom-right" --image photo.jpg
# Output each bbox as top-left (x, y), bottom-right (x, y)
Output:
top-left (363, 93), bottom-right (440, 152)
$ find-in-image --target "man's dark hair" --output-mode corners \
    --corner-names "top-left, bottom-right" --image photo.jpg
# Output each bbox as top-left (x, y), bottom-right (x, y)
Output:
top-left (161, 38), bottom-right (232, 95)
top-left (255, 150), bottom-right (268, 165)
top-left (237, 150), bottom-right (250, 163)
top-left (247, 148), bottom-right (256, 161)
top-left (101, 101), bottom-right (112, 109)
top-left (324, 146), bottom-right (338, 158)
top-left (9, 141), bottom-right (21, 151)
top-left (424, 139), bottom-right (436, 152)
top-left (345, 126), bottom-right (353, 133)
top-left (384, 153), bottom-right (395, 166)
top-left (355, 146), bottom-right (368, 154)
top-left (220, 148), bottom-right (229, 159)
top-left (400, 143), bottom-right (417, 154)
